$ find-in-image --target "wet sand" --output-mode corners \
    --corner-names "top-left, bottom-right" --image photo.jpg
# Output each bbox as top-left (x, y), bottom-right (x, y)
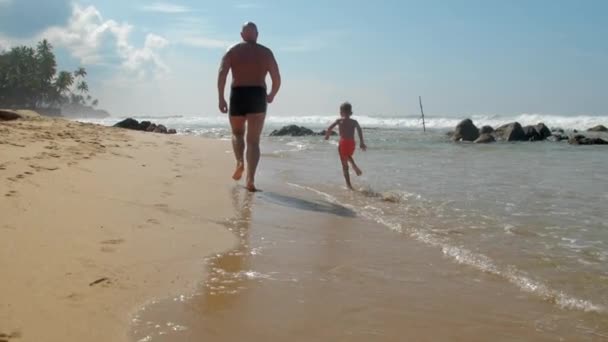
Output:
top-left (0, 112), bottom-right (236, 342)
top-left (132, 182), bottom-right (608, 341)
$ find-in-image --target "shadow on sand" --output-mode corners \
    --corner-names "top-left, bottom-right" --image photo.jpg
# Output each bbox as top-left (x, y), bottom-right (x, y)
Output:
top-left (258, 191), bottom-right (356, 218)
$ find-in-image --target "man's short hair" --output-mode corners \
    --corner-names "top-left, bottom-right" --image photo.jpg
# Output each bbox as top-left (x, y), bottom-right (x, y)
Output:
top-left (340, 102), bottom-right (352, 114)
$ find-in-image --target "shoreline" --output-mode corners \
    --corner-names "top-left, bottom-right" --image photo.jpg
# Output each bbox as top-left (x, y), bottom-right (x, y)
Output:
top-left (0, 112), bottom-right (238, 341)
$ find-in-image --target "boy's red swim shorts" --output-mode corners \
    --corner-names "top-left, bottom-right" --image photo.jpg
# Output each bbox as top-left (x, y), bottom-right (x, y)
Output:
top-left (338, 138), bottom-right (356, 160)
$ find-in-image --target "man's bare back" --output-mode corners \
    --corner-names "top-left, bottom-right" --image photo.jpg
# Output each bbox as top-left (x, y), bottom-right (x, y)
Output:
top-left (227, 42), bottom-right (276, 88)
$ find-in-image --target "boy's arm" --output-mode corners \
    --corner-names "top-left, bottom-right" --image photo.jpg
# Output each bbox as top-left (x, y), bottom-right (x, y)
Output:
top-left (325, 120), bottom-right (339, 140)
top-left (356, 121), bottom-right (367, 150)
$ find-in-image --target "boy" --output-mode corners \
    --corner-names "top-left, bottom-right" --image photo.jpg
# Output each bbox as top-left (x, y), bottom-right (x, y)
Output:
top-left (325, 102), bottom-right (367, 190)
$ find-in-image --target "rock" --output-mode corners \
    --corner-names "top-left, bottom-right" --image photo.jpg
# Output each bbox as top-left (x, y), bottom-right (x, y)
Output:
top-left (587, 125), bottom-right (608, 132)
top-left (139, 121), bottom-right (152, 131)
top-left (113, 118), bottom-right (141, 130)
top-left (573, 129), bottom-right (579, 133)
top-left (168, 129), bottom-right (177, 134)
top-left (146, 123), bottom-right (157, 132)
top-left (569, 134), bottom-right (608, 145)
top-left (318, 130), bottom-right (337, 136)
top-left (495, 122), bottom-right (527, 141)
top-left (153, 125), bottom-right (167, 134)
top-left (535, 123), bottom-right (552, 140)
top-left (270, 125), bottom-right (316, 137)
top-left (522, 125), bottom-right (542, 141)
top-left (551, 128), bottom-right (565, 134)
top-left (445, 131), bottom-right (454, 137)
top-left (0, 110), bottom-right (21, 121)
top-left (479, 126), bottom-right (494, 134)
top-left (547, 134), bottom-right (568, 142)
top-left (452, 118), bottom-right (479, 142)
top-left (474, 133), bottom-right (496, 144)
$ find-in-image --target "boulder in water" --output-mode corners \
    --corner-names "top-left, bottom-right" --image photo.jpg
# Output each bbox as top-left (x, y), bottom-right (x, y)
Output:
top-left (452, 118), bottom-right (479, 142)
top-left (569, 135), bottom-right (608, 145)
top-left (168, 128), bottom-right (177, 134)
top-left (587, 125), bottom-right (608, 132)
top-left (495, 122), bottom-right (527, 141)
top-left (474, 133), bottom-right (496, 144)
top-left (146, 123), bottom-right (157, 132)
top-left (479, 126), bottom-right (494, 134)
top-left (270, 125), bottom-right (316, 137)
top-left (522, 125), bottom-right (542, 141)
top-left (535, 123), bottom-right (552, 140)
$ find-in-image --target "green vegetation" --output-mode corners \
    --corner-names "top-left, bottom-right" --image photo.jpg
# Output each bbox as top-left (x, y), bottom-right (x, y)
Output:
top-left (0, 39), bottom-right (99, 112)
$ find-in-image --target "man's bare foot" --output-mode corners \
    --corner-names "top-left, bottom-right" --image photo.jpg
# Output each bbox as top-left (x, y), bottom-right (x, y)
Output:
top-left (353, 166), bottom-right (363, 176)
top-left (245, 182), bottom-right (258, 192)
top-left (232, 162), bottom-right (245, 181)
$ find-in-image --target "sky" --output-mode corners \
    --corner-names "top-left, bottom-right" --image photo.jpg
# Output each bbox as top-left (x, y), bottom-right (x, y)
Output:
top-left (0, 0), bottom-right (607, 117)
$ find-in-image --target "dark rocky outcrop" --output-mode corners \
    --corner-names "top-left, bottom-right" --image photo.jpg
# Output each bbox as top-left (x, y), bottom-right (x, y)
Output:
top-left (522, 125), bottom-right (542, 141)
top-left (552, 128), bottom-right (565, 134)
top-left (319, 130), bottom-right (338, 137)
top-left (547, 134), bottom-right (568, 142)
top-left (153, 125), bottom-right (167, 134)
top-left (479, 126), bottom-right (494, 135)
top-left (452, 119), bottom-right (479, 142)
top-left (495, 122), bottom-right (527, 141)
top-left (270, 125), bottom-right (316, 137)
top-left (535, 123), bottom-right (552, 140)
top-left (113, 118), bottom-right (176, 134)
top-left (474, 133), bottom-right (496, 144)
top-left (569, 135), bottom-right (608, 145)
top-left (0, 110), bottom-right (21, 121)
top-left (113, 118), bottom-right (141, 130)
top-left (139, 121), bottom-right (152, 131)
top-left (587, 125), bottom-right (608, 132)
top-left (168, 129), bottom-right (177, 134)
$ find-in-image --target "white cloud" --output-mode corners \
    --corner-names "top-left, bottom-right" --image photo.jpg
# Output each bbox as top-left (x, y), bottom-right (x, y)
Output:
top-left (40, 4), bottom-right (169, 77)
top-left (141, 2), bottom-right (191, 14)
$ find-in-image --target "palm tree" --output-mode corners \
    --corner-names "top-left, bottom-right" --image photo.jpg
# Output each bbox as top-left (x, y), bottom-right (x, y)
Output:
top-left (74, 67), bottom-right (87, 79)
top-left (53, 71), bottom-right (74, 105)
top-left (77, 80), bottom-right (89, 95)
top-left (91, 99), bottom-right (99, 107)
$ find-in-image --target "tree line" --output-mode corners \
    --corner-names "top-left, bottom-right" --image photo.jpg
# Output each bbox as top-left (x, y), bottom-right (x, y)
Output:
top-left (0, 39), bottom-right (98, 109)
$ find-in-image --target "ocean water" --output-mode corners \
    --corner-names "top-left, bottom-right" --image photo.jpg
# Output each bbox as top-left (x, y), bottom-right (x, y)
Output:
top-left (80, 114), bottom-right (608, 340)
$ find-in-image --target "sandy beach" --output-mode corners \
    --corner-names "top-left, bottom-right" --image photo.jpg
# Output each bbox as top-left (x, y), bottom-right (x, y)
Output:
top-left (0, 111), bottom-right (236, 342)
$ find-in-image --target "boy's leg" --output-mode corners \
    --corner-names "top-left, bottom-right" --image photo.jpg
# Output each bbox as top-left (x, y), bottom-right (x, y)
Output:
top-left (348, 156), bottom-right (362, 176)
top-left (341, 158), bottom-right (353, 190)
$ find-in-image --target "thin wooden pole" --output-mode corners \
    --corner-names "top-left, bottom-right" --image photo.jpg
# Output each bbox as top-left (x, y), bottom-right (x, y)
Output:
top-left (419, 96), bottom-right (426, 132)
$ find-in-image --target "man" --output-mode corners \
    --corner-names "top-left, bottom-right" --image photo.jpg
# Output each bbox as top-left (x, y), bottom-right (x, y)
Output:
top-left (218, 22), bottom-right (281, 192)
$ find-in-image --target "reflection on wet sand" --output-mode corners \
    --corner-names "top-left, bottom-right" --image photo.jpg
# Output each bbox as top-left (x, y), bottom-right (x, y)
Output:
top-left (199, 187), bottom-right (254, 312)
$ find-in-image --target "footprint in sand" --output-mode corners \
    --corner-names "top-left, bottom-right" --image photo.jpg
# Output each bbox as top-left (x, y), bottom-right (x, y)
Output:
top-left (146, 218), bottom-right (160, 225)
top-left (101, 239), bottom-right (125, 245)
top-left (0, 331), bottom-right (22, 342)
top-left (5, 190), bottom-right (17, 197)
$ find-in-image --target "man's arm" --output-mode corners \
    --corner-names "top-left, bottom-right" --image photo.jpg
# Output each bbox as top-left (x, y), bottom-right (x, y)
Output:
top-left (267, 51), bottom-right (281, 103)
top-left (325, 120), bottom-right (339, 140)
top-left (217, 51), bottom-right (231, 113)
top-left (356, 121), bottom-right (367, 150)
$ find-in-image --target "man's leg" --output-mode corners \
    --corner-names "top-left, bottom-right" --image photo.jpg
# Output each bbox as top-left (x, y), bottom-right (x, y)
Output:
top-left (348, 156), bottom-right (362, 176)
top-left (245, 112), bottom-right (266, 191)
top-left (230, 116), bottom-right (247, 180)
top-left (341, 157), bottom-right (353, 190)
